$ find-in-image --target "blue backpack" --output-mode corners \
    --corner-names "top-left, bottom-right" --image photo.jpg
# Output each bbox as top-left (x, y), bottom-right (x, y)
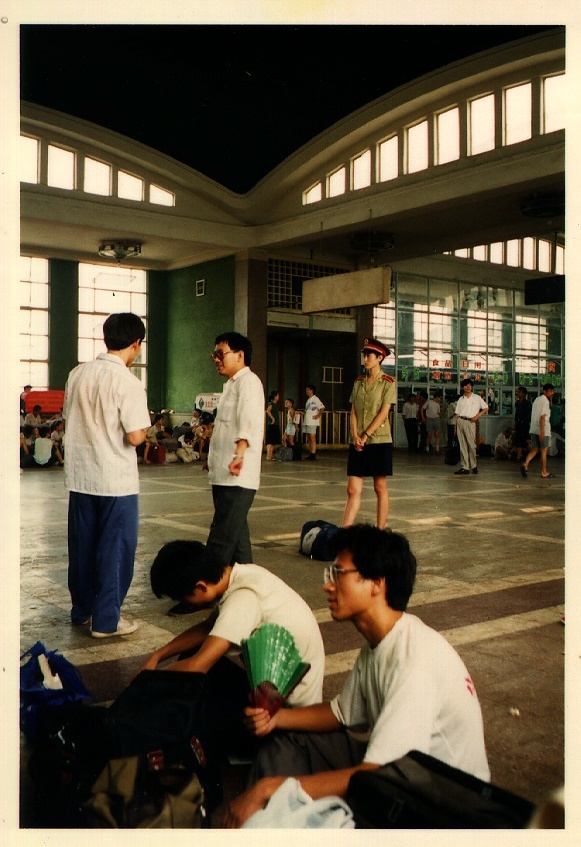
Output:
top-left (299, 520), bottom-right (340, 561)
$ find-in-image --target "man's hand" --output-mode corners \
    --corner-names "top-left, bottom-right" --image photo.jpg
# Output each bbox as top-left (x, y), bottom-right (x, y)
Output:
top-left (135, 654), bottom-right (160, 675)
top-left (223, 778), bottom-right (284, 828)
top-left (243, 706), bottom-right (278, 737)
top-left (229, 456), bottom-right (244, 476)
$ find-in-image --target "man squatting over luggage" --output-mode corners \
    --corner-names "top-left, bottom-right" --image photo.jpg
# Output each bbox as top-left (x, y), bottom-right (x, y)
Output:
top-left (224, 524), bottom-right (490, 827)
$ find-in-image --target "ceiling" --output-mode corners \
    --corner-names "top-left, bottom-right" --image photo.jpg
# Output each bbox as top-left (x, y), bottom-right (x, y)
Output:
top-left (20, 24), bottom-right (557, 194)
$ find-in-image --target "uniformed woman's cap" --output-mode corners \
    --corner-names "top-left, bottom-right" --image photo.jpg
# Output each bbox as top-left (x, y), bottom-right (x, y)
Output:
top-left (361, 338), bottom-right (391, 358)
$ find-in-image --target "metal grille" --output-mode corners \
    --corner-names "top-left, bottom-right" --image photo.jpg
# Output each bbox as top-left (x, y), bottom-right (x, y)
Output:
top-left (267, 258), bottom-right (351, 313)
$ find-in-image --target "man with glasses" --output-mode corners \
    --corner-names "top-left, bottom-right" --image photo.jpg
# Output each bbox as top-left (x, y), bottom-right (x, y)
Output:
top-left (208, 332), bottom-right (265, 563)
top-left (224, 525), bottom-right (489, 827)
top-left (168, 333), bottom-right (265, 617)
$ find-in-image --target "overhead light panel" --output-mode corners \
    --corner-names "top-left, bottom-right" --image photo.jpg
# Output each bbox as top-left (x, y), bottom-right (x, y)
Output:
top-left (98, 242), bottom-right (142, 261)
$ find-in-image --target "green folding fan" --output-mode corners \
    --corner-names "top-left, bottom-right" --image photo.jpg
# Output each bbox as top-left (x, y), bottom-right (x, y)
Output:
top-left (241, 623), bottom-right (311, 717)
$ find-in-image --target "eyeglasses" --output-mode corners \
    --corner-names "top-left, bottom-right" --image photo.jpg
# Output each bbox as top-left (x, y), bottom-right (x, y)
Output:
top-left (324, 565), bottom-right (359, 585)
top-left (210, 349), bottom-right (235, 362)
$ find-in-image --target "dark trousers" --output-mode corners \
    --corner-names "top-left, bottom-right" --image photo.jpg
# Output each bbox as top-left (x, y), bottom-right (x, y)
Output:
top-left (404, 419), bottom-right (418, 451)
top-left (67, 491), bottom-right (138, 632)
top-left (207, 485), bottom-right (256, 566)
top-left (248, 729), bottom-right (367, 785)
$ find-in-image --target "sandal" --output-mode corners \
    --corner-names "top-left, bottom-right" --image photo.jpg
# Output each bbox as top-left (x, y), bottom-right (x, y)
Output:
top-left (520, 465), bottom-right (528, 478)
top-left (540, 473), bottom-right (556, 478)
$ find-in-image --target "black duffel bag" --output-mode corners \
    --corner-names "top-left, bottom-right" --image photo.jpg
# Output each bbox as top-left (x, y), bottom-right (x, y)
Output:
top-left (27, 670), bottom-right (223, 826)
top-left (347, 750), bottom-right (536, 829)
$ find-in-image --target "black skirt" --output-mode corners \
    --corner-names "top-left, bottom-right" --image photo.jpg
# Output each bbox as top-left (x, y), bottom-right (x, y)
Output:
top-left (347, 442), bottom-right (393, 477)
top-left (265, 423), bottom-right (281, 445)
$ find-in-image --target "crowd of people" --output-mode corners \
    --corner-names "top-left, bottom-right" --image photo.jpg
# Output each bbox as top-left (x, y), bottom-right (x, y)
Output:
top-left (21, 316), bottom-right (562, 827)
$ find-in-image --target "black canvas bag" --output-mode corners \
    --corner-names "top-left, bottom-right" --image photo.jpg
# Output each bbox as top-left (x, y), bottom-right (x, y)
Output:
top-left (347, 750), bottom-right (535, 829)
top-left (444, 444), bottom-right (461, 465)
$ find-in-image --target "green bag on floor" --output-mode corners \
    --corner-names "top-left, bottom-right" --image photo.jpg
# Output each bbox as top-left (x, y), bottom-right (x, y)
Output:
top-left (83, 754), bottom-right (206, 828)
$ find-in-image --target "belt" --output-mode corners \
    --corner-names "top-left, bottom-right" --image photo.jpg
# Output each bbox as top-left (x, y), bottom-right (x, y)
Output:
top-left (458, 416), bottom-right (473, 420)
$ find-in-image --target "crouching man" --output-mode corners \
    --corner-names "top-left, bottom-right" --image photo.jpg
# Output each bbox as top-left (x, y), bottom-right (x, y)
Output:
top-left (139, 540), bottom-right (325, 752)
top-left (224, 524), bottom-right (490, 827)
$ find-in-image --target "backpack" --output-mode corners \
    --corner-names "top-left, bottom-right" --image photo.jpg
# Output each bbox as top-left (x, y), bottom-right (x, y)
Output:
top-left (347, 750), bottom-right (535, 829)
top-left (275, 446), bottom-right (293, 462)
top-left (444, 445), bottom-right (460, 466)
top-left (299, 520), bottom-right (340, 561)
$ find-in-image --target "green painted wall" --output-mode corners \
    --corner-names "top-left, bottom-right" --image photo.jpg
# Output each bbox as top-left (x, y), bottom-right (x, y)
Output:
top-left (151, 256), bottom-right (236, 413)
top-left (48, 259), bottom-right (79, 388)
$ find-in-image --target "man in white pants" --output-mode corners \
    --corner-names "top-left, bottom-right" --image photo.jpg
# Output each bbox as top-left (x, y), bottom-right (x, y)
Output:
top-left (453, 379), bottom-right (488, 475)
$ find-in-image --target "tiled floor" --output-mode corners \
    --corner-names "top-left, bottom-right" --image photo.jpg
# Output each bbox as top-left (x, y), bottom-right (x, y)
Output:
top-left (20, 448), bottom-right (565, 825)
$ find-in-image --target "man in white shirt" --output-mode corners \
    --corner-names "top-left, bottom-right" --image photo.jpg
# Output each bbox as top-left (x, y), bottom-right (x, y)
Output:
top-left (521, 384), bottom-right (555, 479)
top-left (421, 392), bottom-right (442, 453)
top-left (224, 525), bottom-right (489, 827)
top-left (494, 427), bottom-right (516, 460)
top-left (208, 332), bottom-right (265, 566)
top-left (63, 312), bottom-right (150, 638)
top-left (140, 539), bottom-right (325, 756)
top-left (453, 379), bottom-right (488, 475)
top-left (401, 393), bottom-right (418, 452)
top-left (303, 384), bottom-right (325, 461)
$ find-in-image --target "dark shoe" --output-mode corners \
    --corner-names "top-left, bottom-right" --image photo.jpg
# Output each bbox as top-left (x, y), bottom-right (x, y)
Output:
top-left (167, 601), bottom-right (198, 616)
top-left (472, 467), bottom-right (478, 474)
top-left (520, 465), bottom-right (528, 478)
top-left (454, 468), bottom-right (470, 475)
top-left (303, 454), bottom-right (316, 461)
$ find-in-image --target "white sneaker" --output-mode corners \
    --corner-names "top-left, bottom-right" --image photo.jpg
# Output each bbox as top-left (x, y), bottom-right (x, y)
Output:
top-left (425, 447), bottom-right (429, 453)
top-left (91, 617), bottom-right (139, 638)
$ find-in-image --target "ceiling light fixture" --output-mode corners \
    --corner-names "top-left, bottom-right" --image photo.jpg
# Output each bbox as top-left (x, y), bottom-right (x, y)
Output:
top-left (98, 242), bottom-right (142, 261)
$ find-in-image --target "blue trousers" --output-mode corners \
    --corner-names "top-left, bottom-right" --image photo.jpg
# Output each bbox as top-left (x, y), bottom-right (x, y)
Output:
top-left (67, 491), bottom-right (138, 632)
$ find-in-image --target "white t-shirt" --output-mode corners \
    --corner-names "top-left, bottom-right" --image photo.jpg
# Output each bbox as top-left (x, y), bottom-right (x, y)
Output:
top-left (63, 353), bottom-right (151, 496)
top-left (208, 367), bottom-right (265, 490)
top-left (402, 401), bottom-right (417, 420)
top-left (210, 564), bottom-right (324, 707)
top-left (34, 437), bottom-right (53, 465)
top-left (530, 394), bottom-right (551, 437)
top-left (424, 399), bottom-right (440, 419)
top-left (455, 393), bottom-right (488, 419)
top-left (304, 395), bottom-right (324, 427)
top-left (495, 432), bottom-right (511, 451)
top-left (330, 613), bottom-right (490, 781)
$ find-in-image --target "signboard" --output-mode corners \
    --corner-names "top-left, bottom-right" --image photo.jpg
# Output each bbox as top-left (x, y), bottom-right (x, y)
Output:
top-left (195, 392), bottom-right (222, 412)
top-left (302, 266), bottom-right (392, 313)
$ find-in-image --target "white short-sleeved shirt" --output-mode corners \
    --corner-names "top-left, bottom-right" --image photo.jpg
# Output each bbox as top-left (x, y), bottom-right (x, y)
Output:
top-left (402, 401), bottom-right (417, 420)
top-left (209, 564), bottom-right (324, 706)
top-left (424, 399), bottom-right (440, 419)
top-left (63, 353), bottom-right (151, 496)
top-left (34, 437), bottom-right (53, 465)
top-left (330, 613), bottom-right (490, 781)
top-left (304, 395), bottom-right (325, 427)
top-left (454, 393), bottom-right (488, 419)
top-left (495, 432), bottom-right (511, 451)
top-left (208, 367), bottom-right (265, 490)
top-left (530, 394), bottom-right (551, 436)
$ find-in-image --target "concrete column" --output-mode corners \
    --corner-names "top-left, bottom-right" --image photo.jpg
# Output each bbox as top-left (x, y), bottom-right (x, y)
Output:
top-left (234, 252), bottom-right (268, 387)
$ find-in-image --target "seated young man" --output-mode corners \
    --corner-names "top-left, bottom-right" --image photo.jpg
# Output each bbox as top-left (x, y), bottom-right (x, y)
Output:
top-left (224, 525), bottom-right (490, 828)
top-left (140, 540), bottom-right (325, 723)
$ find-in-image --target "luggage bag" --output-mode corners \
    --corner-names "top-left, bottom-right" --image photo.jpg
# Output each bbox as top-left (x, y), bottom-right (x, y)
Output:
top-left (347, 750), bottom-right (535, 829)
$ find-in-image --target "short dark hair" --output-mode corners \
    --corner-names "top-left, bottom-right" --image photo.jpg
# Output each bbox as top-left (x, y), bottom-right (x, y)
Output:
top-left (328, 524), bottom-right (417, 611)
top-left (215, 332), bottom-right (252, 366)
top-left (542, 383), bottom-right (555, 393)
top-left (433, 392), bottom-right (442, 399)
top-left (153, 414), bottom-right (165, 424)
top-left (286, 397), bottom-right (294, 405)
top-left (150, 540), bottom-right (225, 599)
top-left (38, 425), bottom-right (50, 438)
top-left (461, 378), bottom-right (473, 388)
top-left (517, 386), bottom-right (528, 395)
top-left (103, 312), bottom-right (146, 351)
top-left (306, 384), bottom-right (316, 393)
top-left (22, 425), bottom-right (34, 437)
top-left (269, 390), bottom-right (279, 402)
top-left (32, 405), bottom-right (41, 413)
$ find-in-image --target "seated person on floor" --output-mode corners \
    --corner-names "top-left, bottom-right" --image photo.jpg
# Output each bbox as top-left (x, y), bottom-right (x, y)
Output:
top-left (176, 430), bottom-right (198, 463)
top-left (224, 524), bottom-right (490, 828)
top-left (495, 427), bottom-right (516, 460)
top-left (21, 425), bottom-right (64, 468)
top-left (24, 404), bottom-right (43, 428)
top-left (143, 414), bottom-right (169, 463)
top-left (139, 540), bottom-right (325, 749)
